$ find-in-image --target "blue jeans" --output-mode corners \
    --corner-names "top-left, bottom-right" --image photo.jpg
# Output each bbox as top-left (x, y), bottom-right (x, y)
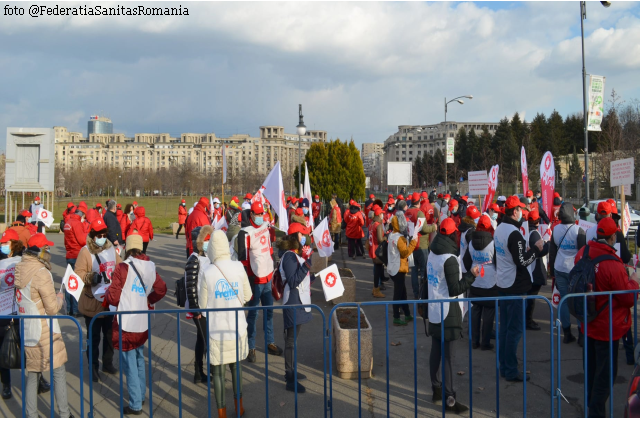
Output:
top-left (246, 280), bottom-right (275, 350)
top-left (65, 259), bottom-right (79, 315)
top-left (410, 248), bottom-right (428, 299)
top-left (121, 346), bottom-right (145, 411)
top-left (555, 271), bottom-right (572, 329)
top-left (498, 297), bottom-right (525, 379)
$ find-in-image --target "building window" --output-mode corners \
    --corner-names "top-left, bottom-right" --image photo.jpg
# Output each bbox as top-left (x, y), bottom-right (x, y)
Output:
top-left (402, 137), bottom-right (406, 141)
top-left (402, 157), bottom-right (406, 161)
top-left (408, 137), bottom-right (412, 141)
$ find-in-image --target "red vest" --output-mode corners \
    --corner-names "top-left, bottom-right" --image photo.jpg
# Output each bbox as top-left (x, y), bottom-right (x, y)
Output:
top-left (368, 221), bottom-right (381, 259)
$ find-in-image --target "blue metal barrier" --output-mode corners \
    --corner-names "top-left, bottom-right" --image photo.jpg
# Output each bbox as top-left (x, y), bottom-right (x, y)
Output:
top-left (87, 304), bottom-right (327, 418)
top-left (555, 288), bottom-right (639, 418)
top-left (328, 295), bottom-right (555, 418)
top-left (0, 313), bottom-right (84, 418)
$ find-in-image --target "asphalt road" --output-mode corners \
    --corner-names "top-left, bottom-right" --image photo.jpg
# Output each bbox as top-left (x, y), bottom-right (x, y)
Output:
top-left (0, 232), bottom-right (637, 418)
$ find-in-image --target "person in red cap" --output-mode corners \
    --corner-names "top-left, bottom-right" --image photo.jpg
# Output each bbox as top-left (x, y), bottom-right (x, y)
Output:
top-left (237, 200), bottom-right (282, 362)
top-left (494, 195), bottom-right (546, 382)
top-left (14, 233), bottom-right (72, 418)
top-left (19, 210), bottom-right (38, 236)
top-left (463, 214), bottom-right (498, 351)
top-left (176, 199), bottom-right (187, 239)
top-left (526, 190), bottom-right (550, 225)
top-left (94, 203), bottom-right (104, 218)
top-left (587, 201), bottom-right (630, 265)
top-left (186, 197), bottom-right (212, 258)
top-left (405, 195), bottom-right (438, 299)
top-left (574, 217), bottom-right (639, 417)
top-left (427, 218), bottom-right (480, 413)
top-left (384, 198), bottom-right (396, 223)
top-left (62, 204), bottom-right (89, 317)
top-left (344, 200), bottom-right (365, 259)
top-left (524, 209), bottom-right (549, 331)
top-left (396, 194), bottom-right (404, 201)
top-left (127, 206), bottom-right (154, 253)
top-left (61, 202), bottom-right (76, 225)
top-left (312, 195), bottom-right (323, 227)
top-left (329, 196), bottom-right (342, 249)
top-left (486, 203), bottom-right (501, 228)
top-left (75, 218), bottom-right (122, 383)
top-left (366, 205), bottom-right (387, 298)
top-left (549, 202), bottom-right (586, 344)
top-left (8, 211), bottom-right (34, 247)
top-left (446, 199), bottom-right (461, 238)
top-left (132, 201), bottom-right (138, 210)
top-left (459, 205), bottom-right (481, 261)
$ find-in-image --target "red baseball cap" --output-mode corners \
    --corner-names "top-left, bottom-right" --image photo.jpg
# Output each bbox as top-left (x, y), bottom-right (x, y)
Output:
top-left (466, 205), bottom-right (480, 219)
top-left (461, 195), bottom-right (468, 202)
top-left (597, 201), bottom-right (611, 216)
top-left (370, 194), bottom-right (374, 199)
top-left (91, 219), bottom-right (107, 232)
top-left (444, 194), bottom-right (451, 200)
top-left (440, 218), bottom-right (458, 235)
top-left (411, 192), bottom-right (420, 202)
top-left (181, 199), bottom-right (185, 203)
top-left (287, 196), bottom-right (292, 202)
top-left (477, 215), bottom-right (493, 231)
top-left (116, 203), bottom-right (122, 209)
top-left (76, 205), bottom-right (87, 215)
top-left (251, 201), bottom-right (265, 214)
top-left (288, 222), bottom-right (308, 236)
top-left (232, 196), bottom-right (239, 203)
top-left (388, 198), bottom-right (395, 205)
top-left (388, 194), bottom-right (393, 198)
top-left (437, 193), bottom-right (443, 199)
top-left (421, 191), bottom-right (429, 198)
top-left (606, 199), bottom-right (618, 214)
top-left (315, 195), bottom-right (320, 199)
top-left (553, 192), bottom-right (560, 199)
top-left (244, 193), bottom-right (253, 200)
top-left (597, 217), bottom-right (617, 237)
top-left (28, 233), bottom-right (54, 248)
top-left (133, 201), bottom-right (138, 205)
top-left (489, 203), bottom-right (500, 212)
top-left (526, 190), bottom-right (534, 198)
top-left (199, 196), bottom-right (210, 206)
top-left (505, 195), bottom-right (526, 210)
top-left (448, 199), bottom-right (459, 209)
top-left (529, 209), bottom-right (540, 221)
top-left (34, 196), bottom-right (40, 201)
top-left (291, 197), bottom-right (299, 204)
top-left (96, 203), bottom-right (102, 208)
top-left (397, 194), bottom-right (405, 201)
top-left (373, 205), bottom-right (383, 216)
top-left (20, 210), bottom-right (32, 218)
top-left (67, 202), bottom-right (75, 208)
top-left (0, 229), bottom-right (19, 243)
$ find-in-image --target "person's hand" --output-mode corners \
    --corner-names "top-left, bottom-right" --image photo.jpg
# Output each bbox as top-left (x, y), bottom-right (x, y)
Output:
top-left (470, 265), bottom-right (481, 277)
top-left (193, 314), bottom-right (202, 320)
top-left (630, 272), bottom-right (639, 285)
top-left (534, 239), bottom-right (544, 252)
top-left (301, 245), bottom-right (313, 260)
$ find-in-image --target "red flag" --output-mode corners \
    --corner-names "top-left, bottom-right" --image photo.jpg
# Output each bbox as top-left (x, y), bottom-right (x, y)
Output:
top-left (540, 151), bottom-right (555, 218)
top-left (521, 146), bottom-right (529, 196)
top-left (482, 165), bottom-right (499, 213)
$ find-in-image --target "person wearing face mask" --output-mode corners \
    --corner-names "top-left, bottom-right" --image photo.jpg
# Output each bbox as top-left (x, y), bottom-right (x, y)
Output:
top-left (237, 201), bottom-right (282, 363)
top-left (485, 203), bottom-right (501, 229)
top-left (526, 190), bottom-right (550, 225)
top-left (384, 198), bottom-right (396, 224)
top-left (63, 205), bottom-right (89, 317)
top-left (120, 203), bottom-right (134, 237)
top-left (458, 205), bottom-right (480, 267)
top-left (103, 200), bottom-right (124, 248)
top-left (212, 197), bottom-right (223, 222)
top-left (277, 222), bottom-right (314, 393)
top-left (312, 195), bottom-right (322, 227)
top-left (8, 213), bottom-right (34, 247)
top-left (14, 234), bottom-right (72, 418)
top-left (329, 196), bottom-right (342, 250)
top-left (176, 199), bottom-right (187, 239)
top-left (344, 201), bottom-right (366, 259)
top-left (127, 206), bottom-right (154, 254)
top-left (76, 219), bottom-right (122, 383)
top-left (494, 196), bottom-right (545, 382)
top-left (28, 196), bottom-right (42, 217)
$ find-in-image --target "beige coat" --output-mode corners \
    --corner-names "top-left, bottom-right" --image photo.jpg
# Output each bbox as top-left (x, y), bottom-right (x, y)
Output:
top-left (76, 238), bottom-right (122, 318)
top-left (14, 252), bottom-right (68, 372)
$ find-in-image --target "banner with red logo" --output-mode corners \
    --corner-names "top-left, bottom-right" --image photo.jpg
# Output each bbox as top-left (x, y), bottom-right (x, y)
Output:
top-left (540, 151), bottom-right (555, 219)
top-left (62, 264), bottom-right (85, 302)
top-left (317, 263), bottom-right (344, 302)
top-left (303, 162), bottom-right (314, 231)
top-left (312, 217), bottom-right (334, 258)
top-left (36, 208), bottom-right (54, 228)
top-left (482, 165), bottom-right (500, 213)
top-left (214, 216), bottom-right (229, 233)
top-left (261, 162), bottom-right (288, 232)
top-left (521, 146), bottom-right (529, 196)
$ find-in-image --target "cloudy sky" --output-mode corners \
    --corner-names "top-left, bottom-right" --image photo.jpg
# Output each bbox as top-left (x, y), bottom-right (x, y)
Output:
top-left (1, 1), bottom-right (639, 151)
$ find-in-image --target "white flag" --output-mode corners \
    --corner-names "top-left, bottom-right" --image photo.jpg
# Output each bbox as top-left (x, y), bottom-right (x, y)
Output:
top-left (214, 216), bottom-right (228, 233)
top-left (261, 162), bottom-right (288, 232)
top-left (551, 281), bottom-right (561, 309)
top-left (312, 217), bottom-right (334, 258)
top-left (37, 208), bottom-right (54, 228)
top-left (222, 144), bottom-right (227, 184)
top-left (62, 264), bottom-right (85, 303)
top-left (317, 263), bottom-right (345, 302)
top-left (303, 162), bottom-right (314, 231)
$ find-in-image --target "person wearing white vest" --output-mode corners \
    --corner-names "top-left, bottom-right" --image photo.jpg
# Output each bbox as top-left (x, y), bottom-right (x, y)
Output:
top-left (277, 222), bottom-right (314, 394)
top-left (387, 206), bottom-right (418, 326)
top-left (462, 215), bottom-right (498, 351)
top-left (427, 218), bottom-right (480, 414)
top-left (76, 219), bottom-right (122, 383)
top-left (199, 230), bottom-right (252, 418)
top-left (14, 234), bottom-right (72, 418)
top-left (104, 232), bottom-right (167, 416)
top-left (237, 200), bottom-right (282, 363)
top-left (494, 196), bottom-right (545, 383)
top-left (549, 203), bottom-right (586, 344)
top-left (525, 210), bottom-right (549, 331)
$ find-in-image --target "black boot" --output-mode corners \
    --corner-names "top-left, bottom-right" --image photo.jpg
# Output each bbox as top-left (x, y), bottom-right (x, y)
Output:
top-left (563, 327), bottom-right (576, 344)
top-left (92, 366), bottom-right (101, 383)
top-left (578, 331), bottom-right (584, 348)
top-left (2, 384), bottom-right (11, 400)
top-left (285, 372), bottom-right (306, 393)
top-left (445, 396), bottom-right (469, 414)
top-left (432, 386), bottom-right (442, 403)
top-left (37, 376), bottom-right (50, 394)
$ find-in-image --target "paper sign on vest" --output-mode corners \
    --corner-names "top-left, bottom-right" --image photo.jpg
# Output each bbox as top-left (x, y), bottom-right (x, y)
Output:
top-left (36, 208), bottom-right (54, 228)
top-left (317, 263), bottom-right (344, 302)
top-left (62, 264), bottom-right (85, 302)
top-left (312, 217), bottom-right (334, 258)
top-left (578, 220), bottom-right (595, 232)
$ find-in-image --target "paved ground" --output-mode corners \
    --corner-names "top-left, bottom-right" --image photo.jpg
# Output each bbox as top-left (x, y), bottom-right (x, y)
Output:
top-left (0, 232), bottom-right (637, 418)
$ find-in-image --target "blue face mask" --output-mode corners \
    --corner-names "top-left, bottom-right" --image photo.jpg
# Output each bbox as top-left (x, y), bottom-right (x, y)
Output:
top-left (254, 216), bottom-right (264, 226)
top-left (1, 245), bottom-right (10, 255)
top-left (300, 236), bottom-right (306, 246)
top-left (202, 242), bottom-right (209, 252)
top-left (303, 208), bottom-right (309, 215)
top-left (95, 237), bottom-right (107, 247)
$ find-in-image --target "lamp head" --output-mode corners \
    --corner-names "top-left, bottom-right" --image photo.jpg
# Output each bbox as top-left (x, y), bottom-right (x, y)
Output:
top-left (457, 99), bottom-right (464, 105)
top-left (466, 95), bottom-right (474, 99)
top-left (601, 1), bottom-right (611, 7)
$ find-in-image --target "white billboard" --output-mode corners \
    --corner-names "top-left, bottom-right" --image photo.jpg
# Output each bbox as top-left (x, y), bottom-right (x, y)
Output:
top-left (468, 170), bottom-right (488, 196)
top-left (387, 162), bottom-right (412, 186)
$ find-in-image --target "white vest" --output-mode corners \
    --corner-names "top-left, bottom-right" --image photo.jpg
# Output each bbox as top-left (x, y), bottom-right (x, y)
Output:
top-left (117, 258), bottom-right (156, 333)
top-left (16, 267), bottom-right (61, 347)
top-left (203, 262), bottom-right (248, 341)
top-left (460, 229), bottom-right (471, 273)
top-left (242, 224), bottom-right (273, 278)
top-left (280, 251), bottom-right (311, 312)
top-left (0, 257), bottom-right (20, 292)
top-left (387, 233), bottom-right (403, 276)
top-left (468, 241), bottom-right (496, 289)
top-left (586, 226), bottom-right (622, 258)
top-left (426, 252), bottom-right (465, 323)
top-left (494, 222), bottom-right (518, 289)
top-left (528, 229), bottom-right (547, 277)
top-left (553, 223), bottom-right (580, 274)
top-left (85, 246), bottom-right (117, 302)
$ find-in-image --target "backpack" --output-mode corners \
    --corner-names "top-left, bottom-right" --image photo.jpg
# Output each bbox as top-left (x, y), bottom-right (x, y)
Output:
top-left (374, 240), bottom-right (389, 266)
top-left (271, 259), bottom-right (285, 301)
top-left (567, 244), bottom-right (618, 323)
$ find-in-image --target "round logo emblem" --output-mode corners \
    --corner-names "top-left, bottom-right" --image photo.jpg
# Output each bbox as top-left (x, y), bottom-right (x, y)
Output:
top-left (5, 273), bottom-right (14, 286)
top-left (41, 211), bottom-right (48, 218)
top-left (322, 230), bottom-right (331, 248)
top-left (325, 272), bottom-right (337, 288)
top-left (260, 235), bottom-right (267, 245)
top-left (492, 169), bottom-right (496, 180)
top-left (553, 293), bottom-right (560, 305)
top-left (68, 276), bottom-right (79, 291)
top-left (545, 155), bottom-right (552, 171)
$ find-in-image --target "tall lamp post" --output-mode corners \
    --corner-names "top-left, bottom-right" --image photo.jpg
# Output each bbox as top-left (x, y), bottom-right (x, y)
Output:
top-left (581, 1), bottom-right (611, 205)
top-left (444, 95), bottom-right (473, 192)
top-left (296, 104), bottom-right (307, 196)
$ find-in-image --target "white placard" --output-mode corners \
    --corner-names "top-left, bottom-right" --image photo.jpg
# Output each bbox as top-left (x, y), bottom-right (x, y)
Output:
top-left (468, 170), bottom-right (488, 196)
top-left (610, 158), bottom-right (634, 187)
top-left (62, 264), bottom-right (85, 303)
top-left (0, 288), bottom-right (15, 316)
top-left (36, 208), bottom-right (54, 228)
top-left (387, 162), bottom-right (413, 186)
top-left (317, 263), bottom-right (345, 302)
top-left (578, 220), bottom-right (595, 231)
top-left (622, 185), bottom-right (632, 196)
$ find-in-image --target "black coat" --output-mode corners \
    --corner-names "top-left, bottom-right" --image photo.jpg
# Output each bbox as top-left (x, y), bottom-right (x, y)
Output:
top-left (103, 210), bottom-right (123, 245)
top-left (528, 226), bottom-right (549, 287)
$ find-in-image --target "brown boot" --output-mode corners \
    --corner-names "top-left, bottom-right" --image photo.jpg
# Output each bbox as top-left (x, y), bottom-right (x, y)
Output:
top-left (372, 288), bottom-right (385, 298)
top-left (234, 398), bottom-right (245, 417)
top-left (218, 408), bottom-right (227, 418)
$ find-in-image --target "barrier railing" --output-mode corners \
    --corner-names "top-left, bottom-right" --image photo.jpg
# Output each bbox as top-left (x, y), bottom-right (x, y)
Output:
top-left (328, 295), bottom-right (556, 418)
top-left (0, 314), bottom-right (84, 418)
top-left (88, 304), bottom-right (327, 418)
top-left (555, 289), bottom-right (639, 418)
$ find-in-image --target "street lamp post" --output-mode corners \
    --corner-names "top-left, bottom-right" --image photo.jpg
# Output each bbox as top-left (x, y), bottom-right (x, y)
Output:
top-left (296, 104), bottom-right (307, 196)
top-left (444, 95), bottom-right (473, 192)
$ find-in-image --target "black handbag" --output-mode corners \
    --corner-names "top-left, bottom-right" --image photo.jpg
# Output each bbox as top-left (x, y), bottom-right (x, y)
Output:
top-left (0, 319), bottom-right (21, 370)
top-left (375, 240), bottom-right (389, 266)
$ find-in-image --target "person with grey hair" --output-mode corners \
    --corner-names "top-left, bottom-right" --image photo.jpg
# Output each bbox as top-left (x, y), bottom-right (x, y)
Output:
top-left (103, 199), bottom-right (124, 247)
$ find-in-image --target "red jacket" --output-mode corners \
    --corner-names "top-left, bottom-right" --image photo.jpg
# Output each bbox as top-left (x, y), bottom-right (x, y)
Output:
top-left (575, 241), bottom-right (638, 341)
top-left (62, 207), bottom-right (74, 222)
top-left (185, 201), bottom-right (211, 254)
top-left (63, 214), bottom-right (88, 259)
top-left (420, 200), bottom-right (436, 223)
top-left (128, 207), bottom-right (154, 242)
top-left (312, 201), bottom-right (322, 220)
top-left (119, 211), bottom-right (132, 238)
top-left (368, 221), bottom-right (381, 259)
top-left (178, 205), bottom-right (187, 225)
top-left (344, 208), bottom-right (365, 239)
top-left (104, 254), bottom-right (167, 351)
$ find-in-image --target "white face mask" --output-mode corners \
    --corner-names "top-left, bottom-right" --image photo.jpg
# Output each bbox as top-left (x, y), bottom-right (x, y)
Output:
top-left (491, 213), bottom-right (498, 221)
top-left (515, 209), bottom-right (523, 222)
top-left (95, 237), bottom-right (107, 247)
